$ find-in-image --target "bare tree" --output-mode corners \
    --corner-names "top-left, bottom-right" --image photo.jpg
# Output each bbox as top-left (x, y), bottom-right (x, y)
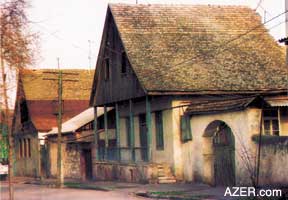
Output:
top-left (0, 1), bottom-right (36, 199)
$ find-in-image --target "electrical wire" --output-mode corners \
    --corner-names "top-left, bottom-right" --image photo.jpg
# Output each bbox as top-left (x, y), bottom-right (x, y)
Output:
top-left (255, 0), bottom-right (263, 11)
top-left (169, 9), bottom-right (288, 69)
top-left (100, 9), bottom-right (287, 69)
top-left (28, 21), bottom-right (96, 58)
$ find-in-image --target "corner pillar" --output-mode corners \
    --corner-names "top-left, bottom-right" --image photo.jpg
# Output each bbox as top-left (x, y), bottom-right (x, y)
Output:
top-left (145, 96), bottom-right (152, 162)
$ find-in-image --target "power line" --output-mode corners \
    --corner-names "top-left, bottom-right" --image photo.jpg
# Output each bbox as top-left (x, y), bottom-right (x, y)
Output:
top-left (255, 0), bottom-right (263, 11)
top-left (29, 22), bottom-right (96, 58)
top-left (100, 10), bottom-right (286, 66)
top-left (170, 9), bottom-right (288, 69)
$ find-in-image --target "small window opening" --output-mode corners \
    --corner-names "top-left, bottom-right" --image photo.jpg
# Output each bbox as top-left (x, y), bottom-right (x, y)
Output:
top-left (121, 52), bottom-right (127, 74)
top-left (104, 58), bottom-right (110, 80)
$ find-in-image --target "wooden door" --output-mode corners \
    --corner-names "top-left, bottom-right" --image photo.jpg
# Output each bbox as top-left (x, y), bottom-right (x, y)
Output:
top-left (81, 149), bottom-right (92, 180)
top-left (213, 128), bottom-right (235, 186)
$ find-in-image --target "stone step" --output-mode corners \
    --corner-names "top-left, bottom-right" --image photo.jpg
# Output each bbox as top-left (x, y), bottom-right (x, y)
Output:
top-left (156, 164), bottom-right (176, 184)
top-left (158, 179), bottom-right (177, 184)
top-left (158, 176), bottom-right (176, 180)
top-left (158, 172), bottom-right (173, 177)
top-left (157, 168), bottom-right (171, 172)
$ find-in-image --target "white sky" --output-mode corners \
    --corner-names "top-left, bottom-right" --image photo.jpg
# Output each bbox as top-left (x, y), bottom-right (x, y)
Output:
top-left (27, 0), bottom-right (285, 69)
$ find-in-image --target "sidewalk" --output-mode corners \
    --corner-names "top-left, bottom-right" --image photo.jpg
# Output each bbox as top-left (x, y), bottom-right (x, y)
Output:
top-left (11, 176), bottom-right (230, 200)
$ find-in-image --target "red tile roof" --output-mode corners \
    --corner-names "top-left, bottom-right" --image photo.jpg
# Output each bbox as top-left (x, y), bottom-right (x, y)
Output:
top-left (16, 69), bottom-right (94, 132)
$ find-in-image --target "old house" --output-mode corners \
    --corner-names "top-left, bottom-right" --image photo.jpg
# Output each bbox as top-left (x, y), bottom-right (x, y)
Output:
top-left (12, 69), bottom-right (93, 177)
top-left (89, 4), bottom-right (288, 186)
top-left (44, 107), bottom-right (113, 180)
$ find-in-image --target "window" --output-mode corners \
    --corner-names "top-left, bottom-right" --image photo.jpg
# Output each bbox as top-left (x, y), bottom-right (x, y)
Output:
top-left (180, 115), bottom-right (192, 142)
top-left (155, 111), bottom-right (164, 150)
top-left (125, 117), bottom-right (131, 147)
top-left (78, 121), bottom-right (94, 131)
top-left (20, 100), bottom-right (29, 123)
top-left (104, 58), bottom-right (110, 80)
top-left (28, 138), bottom-right (31, 157)
top-left (212, 124), bottom-right (230, 146)
top-left (19, 138), bottom-right (31, 158)
top-left (263, 108), bottom-right (279, 136)
top-left (19, 139), bottom-right (23, 158)
top-left (121, 52), bottom-right (127, 74)
top-left (24, 139), bottom-right (27, 157)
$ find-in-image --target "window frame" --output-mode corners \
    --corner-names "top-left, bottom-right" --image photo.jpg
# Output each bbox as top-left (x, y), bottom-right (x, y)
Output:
top-left (180, 115), bottom-right (192, 142)
top-left (262, 108), bottom-right (280, 136)
top-left (19, 139), bottom-right (23, 158)
top-left (121, 52), bottom-right (128, 75)
top-left (28, 138), bottom-right (31, 158)
top-left (155, 111), bottom-right (164, 150)
top-left (125, 117), bottom-right (131, 147)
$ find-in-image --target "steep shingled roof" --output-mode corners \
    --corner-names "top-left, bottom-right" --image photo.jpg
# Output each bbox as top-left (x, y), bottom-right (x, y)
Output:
top-left (109, 4), bottom-right (287, 92)
top-left (17, 69), bottom-right (94, 132)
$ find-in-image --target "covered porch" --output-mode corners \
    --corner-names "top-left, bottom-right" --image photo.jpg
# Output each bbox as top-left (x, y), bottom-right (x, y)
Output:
top-left (94, 97), bottom-right (153, 164)
top-left (93, 97), bottom-right (174, 183)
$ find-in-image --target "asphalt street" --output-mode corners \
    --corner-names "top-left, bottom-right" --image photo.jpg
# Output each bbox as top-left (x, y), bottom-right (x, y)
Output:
top-left (0, 183), bottom-right (147, 200)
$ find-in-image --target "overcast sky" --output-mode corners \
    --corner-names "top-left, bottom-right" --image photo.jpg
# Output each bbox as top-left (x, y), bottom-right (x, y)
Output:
top-left (27, 0), bottom-right (285, 69)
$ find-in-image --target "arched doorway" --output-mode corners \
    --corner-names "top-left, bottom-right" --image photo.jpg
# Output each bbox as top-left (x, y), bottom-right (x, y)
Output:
top-left (203, 120), bottom-right (235, 186)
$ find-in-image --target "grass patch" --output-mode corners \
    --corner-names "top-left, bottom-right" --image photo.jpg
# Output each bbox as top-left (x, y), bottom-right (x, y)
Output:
top-left (150, 191), bottom-right (185, 196)
top-left (137, 191), bottom-right (211, 200)
top-left (64, 182), bottom-right (110, 191)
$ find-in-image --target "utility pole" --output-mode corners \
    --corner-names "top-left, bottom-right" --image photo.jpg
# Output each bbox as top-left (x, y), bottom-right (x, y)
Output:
top-left (256, 108), bottom-right (263, 188)
top-left (57, 58), bottom-right (63, 188)
top-left (43, 59), bottom-right (78, 188)
top-left (88, 40), bottom-right (92, 71)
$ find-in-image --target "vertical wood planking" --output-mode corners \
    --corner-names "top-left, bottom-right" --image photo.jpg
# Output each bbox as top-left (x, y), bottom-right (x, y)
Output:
top-left (93, 106), bottom-right (98, 160)
top-left (115, 103), bottom-right (121, 161)
top-left (129, 99), bottom-right (135, 162)
top-left (145, 96), bottom-right (152, 162)
top-left (104, 105), bottom-right (108, 160)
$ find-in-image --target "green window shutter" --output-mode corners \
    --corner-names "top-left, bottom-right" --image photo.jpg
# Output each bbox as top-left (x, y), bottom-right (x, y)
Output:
top-left (125, 117), bottom-right (131, 147)
top-left (155, 111), bottom-right (164, 150)
top-left (181, 115), bottom-right (192, 142)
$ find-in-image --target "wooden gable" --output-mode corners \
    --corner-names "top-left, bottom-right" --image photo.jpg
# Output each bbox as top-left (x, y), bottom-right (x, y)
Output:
top-left (91, 8), bottom-right (146, 106)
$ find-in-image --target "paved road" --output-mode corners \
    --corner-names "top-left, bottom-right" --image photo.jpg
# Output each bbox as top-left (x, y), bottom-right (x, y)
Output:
top-left (0, 183), bottom-right (147, 200)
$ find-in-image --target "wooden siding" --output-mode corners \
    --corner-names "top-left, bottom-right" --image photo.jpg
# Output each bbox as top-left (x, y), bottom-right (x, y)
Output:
top-left (93, 10), bottom-right (146, 106)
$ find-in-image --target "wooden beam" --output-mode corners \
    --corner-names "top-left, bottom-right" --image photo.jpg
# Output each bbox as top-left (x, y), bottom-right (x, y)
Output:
top-left (115, 103), bottom-right (121, 161)
top-left (93, 106), bottom-right (98, 160)
top-left (129, 99), bottom-right (135, 162)
top-left (145, 96), bottom-right (152, 162)
top-left (104, 105), bottom-right (108, 160)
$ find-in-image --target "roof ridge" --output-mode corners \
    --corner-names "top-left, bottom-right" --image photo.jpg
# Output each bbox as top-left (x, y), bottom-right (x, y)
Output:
top-left (108, 3), bottom-right (251, 9)
top-left (105, 3), bottom-right (287, 93)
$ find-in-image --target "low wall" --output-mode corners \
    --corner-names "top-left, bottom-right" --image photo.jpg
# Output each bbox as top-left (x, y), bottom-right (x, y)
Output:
top-left (92, 161), bottom-right (158, 183)
top-left (259, 143), bottom-right (288, 186)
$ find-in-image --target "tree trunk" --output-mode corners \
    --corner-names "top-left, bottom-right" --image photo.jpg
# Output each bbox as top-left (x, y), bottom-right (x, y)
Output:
top-left (0, 33), bottom-right (14, 200)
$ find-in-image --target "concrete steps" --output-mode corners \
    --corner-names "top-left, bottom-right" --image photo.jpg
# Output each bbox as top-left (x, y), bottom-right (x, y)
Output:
top-left (157, 164), bottom-right (176, 184)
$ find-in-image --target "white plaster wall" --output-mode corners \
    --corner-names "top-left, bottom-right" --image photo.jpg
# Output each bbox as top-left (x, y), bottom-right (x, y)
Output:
top-left (151, 109), bottom-right (175, 166)
top-left (171, 101), bottom-right (262, 185)
top-left (117, 97), bottom-right (175, 166)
